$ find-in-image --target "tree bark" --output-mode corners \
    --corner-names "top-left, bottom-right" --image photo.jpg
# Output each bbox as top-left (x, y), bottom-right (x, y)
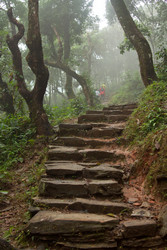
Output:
top-left (110, 0), bottom-right (158, 86)
top-left (65, 74), bottom-right (75, 99)
top-left (6, 1), bottom-right (53, 135)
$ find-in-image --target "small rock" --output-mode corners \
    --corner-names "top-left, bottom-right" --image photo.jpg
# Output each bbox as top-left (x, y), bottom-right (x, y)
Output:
top-left (141, 201), bottom-right (150, 208)
top-left (131, 209), bottom-right (152, 218)
top-left (128, 197), bottom-right (138, 204)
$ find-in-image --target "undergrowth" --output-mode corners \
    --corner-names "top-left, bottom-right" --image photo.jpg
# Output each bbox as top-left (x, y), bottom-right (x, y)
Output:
top-left (124, 81), bottom-right (167, 198)
top-left (0, 114), bottom-right (36, 190)
top-left (45, 96), bottom-right (88, 125)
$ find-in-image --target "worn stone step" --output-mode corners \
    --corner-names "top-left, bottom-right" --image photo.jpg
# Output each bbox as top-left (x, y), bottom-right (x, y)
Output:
top-left (45, 162), bottom-right (123, 182)
top-left (58, 126), bottom-right (123, 138)
top-left (33, 197), bottom-right (131, 215)
top-left (78, 114), bottom-right (107, 123)
top-left (107, 114), bottom-right (129, 122)
top-left (26, 211), bottom-right (119, 236)
top-left (104, 103), bottom-right (137, 110)
top-left (39, 178), bottom-right (122, 198)
top-left (103, 109), bottom-right (133, 116)
top-left (86, 110), bottom-right (104, 115)
top-left (56, 241), bottom-right (117, 249)
top-left (48, 146), bottom-right (82, 161)
top-left (87, 109), bottom-right (133, 116)
top-left (78, 114), bottom-right (129, 124)
top-left (45, 161), bottom-right (122, 169)
top-left (52, 136), bottom-right (123, 148)
top-left (88, 127), bottom-right (123, 138)
top-left (122, 219), bottom-right (157, 238)
top-left (48, 147), bottom-right (125, 162)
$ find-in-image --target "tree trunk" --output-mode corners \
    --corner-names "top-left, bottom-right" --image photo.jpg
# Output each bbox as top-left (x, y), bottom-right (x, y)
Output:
top-left (46, 60), bottom-right (94, 106)
top-left (65, 74), bottom-right (75, 99)
top-left (6, 1), bottom-right (53, 135)
top-left (110, 0), bottom-right (158, 86)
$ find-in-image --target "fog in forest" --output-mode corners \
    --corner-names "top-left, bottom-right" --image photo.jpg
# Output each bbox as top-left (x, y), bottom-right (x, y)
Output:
top-left (1, 0), bottom-right (166, 109)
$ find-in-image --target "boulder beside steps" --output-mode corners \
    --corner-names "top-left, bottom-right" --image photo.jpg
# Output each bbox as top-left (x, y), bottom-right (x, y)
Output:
top-left (26, 103), bottom-right (165, 249)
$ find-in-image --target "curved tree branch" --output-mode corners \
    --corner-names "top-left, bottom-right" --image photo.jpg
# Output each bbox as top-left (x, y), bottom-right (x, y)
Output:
top-left (6, 8), bottom-right (31, 102)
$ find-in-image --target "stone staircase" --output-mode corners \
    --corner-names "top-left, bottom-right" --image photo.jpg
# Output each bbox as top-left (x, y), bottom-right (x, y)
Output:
top-left (26, 103), bottom-right (165, 249)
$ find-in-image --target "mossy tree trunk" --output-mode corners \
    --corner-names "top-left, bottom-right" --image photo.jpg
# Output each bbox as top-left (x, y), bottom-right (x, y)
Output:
top-left (110, 0), bottom-right (158, 87)
top-left (6, 0), bottom-right (53, 135)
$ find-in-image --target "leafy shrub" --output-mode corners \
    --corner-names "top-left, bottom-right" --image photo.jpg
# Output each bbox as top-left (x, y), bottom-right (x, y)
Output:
top-left (0, 114), bottom-right (36, 173)
top-left (124, 81), bottom-right (167, 141)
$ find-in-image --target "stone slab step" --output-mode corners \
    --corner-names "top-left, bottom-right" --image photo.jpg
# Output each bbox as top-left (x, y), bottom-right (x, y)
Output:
top-left (26, 211), bottom-right (119, 236)
top-left (58, 126), bottom-right (123, 138)
top-left (122, 219), bottom-right (157, 238)
top-left (121, 236), bottom-right (163, 249)
top-left (78, 114), bottom-right (107, 123)
top-left (57, 242), bottom-right (117, 249)
top-left (103, 109), bottom-right (133, 116)
top-left (45, 161), bottom-right (122, 169)
top-left (78, 114), bottom-right (129, 124)
top-left (45, 162), bottom-right (123, 181)
top-left (103, 103), bottom-right (137, 110)
top-left (52, 136), bottom-right (120, 148)
top-left (33, 197), bottom-right (131, 215)
top-left (87, 127), bottom-right (123, 138)
top-left (39, 178), bottom-right (122, 198)
top-left (87, 109), bottom-right (133, 116)
top-left (48, 147), bottom-right (125, 162)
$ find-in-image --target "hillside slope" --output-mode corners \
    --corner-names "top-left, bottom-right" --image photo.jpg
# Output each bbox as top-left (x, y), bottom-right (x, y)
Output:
top-left (124, 81), bottom-right (167, 199)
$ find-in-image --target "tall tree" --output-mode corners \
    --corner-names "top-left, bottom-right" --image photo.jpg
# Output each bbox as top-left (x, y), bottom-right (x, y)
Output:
top-left (40, 0), bottom-right (95, 105)
top-left (6, 0), bottom-right (53, 135)
top-left (109, 0), bottom-right (158, 86)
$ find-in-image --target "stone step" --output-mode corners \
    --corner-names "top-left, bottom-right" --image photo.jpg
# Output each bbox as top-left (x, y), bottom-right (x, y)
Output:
top-left (33, 197), bottom-right (131, 215)
top-left (48, 147), bottom-right (125, 162)
top-left (78, 114), bottom-right (129, 124)
top-left (56, 241), bottom-right (117, 249)
top-left (103, 109), bottom-right (133, 116)
top-left (52, 136), bottom-right (124, 148)
top-left (122, 219), bottom-right (157, 238)
top-left (45, 162), bottom-right (123, 182)
top-left (45, 161), bottom-right (122, 169)
top-left (86, 109), bottom-right (133, 116)
top-left (103, 103), bottom-right (137, 110)
top-left (39, 178), bottom-right (122, 198)
top-left (59, 126), bottom-right (123, 138)
top-left (26, 211), bottom-right (119, 237)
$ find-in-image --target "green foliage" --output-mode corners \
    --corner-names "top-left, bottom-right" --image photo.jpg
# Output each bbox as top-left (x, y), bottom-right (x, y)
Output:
top-left (45, 95), bottom-right (89, 125)
top-left (124, 81), bottom-right (167, 197)
top-left (0, 114), bottom-right (36, 173)
top-left (155, 46), bottom-right (167, 81)
top-left (110, 72), bottom-right (144, 105)
top-left (124, 81), bottom-right (167, 141)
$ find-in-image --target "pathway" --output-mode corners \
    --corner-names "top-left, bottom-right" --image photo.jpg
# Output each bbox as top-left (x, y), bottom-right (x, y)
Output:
top-left (26, 103), bottom-right (165, 249)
